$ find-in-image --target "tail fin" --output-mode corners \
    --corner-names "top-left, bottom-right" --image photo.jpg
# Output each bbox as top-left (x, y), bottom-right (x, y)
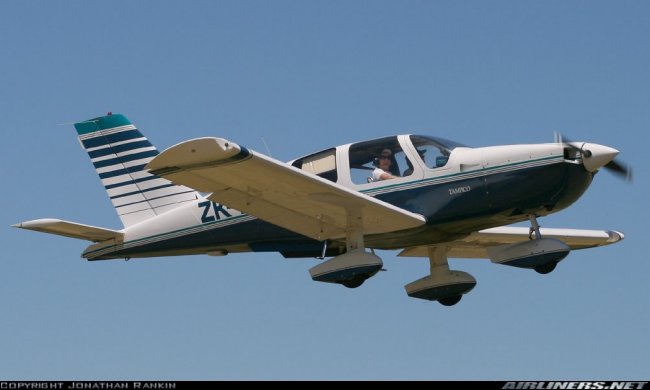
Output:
top-left (74, 113), bottom-right (199, 228)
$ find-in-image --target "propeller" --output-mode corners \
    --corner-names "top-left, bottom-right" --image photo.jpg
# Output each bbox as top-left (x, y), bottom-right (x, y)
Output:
top-left (554, 132), bottom-right (632, 182)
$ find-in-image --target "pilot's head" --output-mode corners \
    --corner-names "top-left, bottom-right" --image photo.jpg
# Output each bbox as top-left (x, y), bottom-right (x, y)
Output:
top-left (378, 149), bottom-right (392, 170)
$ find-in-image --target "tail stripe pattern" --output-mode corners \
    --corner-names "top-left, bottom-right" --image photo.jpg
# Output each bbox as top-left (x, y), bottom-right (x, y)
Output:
top-left (92, 150), bottom-right (159, 169)
top-left (75, 114), bottom-right (198, 228)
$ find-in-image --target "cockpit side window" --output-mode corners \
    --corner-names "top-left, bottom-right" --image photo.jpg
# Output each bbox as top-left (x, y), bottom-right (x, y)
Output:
top-left (348, 136), bottom-right (413, 184)
top-left (410, 135), bottom-right (462, 169)
top-left (292, 148), bottom-right (337, 182)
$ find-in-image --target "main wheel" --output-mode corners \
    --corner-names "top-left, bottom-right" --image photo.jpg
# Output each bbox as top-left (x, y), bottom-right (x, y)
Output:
top-left (341, 275), bottom-right (367, 288)
top-left (534, 262), bottom-right (557, 274)
top-left (438, 295), bottom-right (462, 306)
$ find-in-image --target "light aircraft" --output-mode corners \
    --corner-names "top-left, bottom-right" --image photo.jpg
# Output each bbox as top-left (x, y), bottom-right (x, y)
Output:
top-left (14, 113), bottom-right (630, 306)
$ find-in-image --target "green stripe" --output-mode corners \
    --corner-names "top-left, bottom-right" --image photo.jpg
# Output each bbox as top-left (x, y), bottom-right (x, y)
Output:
top-left (74, 114), bottom-right (132, 135)
top-left (361, 155), bottom-right (563, 194)
top-left (84, 214), bottom-right (252, 257)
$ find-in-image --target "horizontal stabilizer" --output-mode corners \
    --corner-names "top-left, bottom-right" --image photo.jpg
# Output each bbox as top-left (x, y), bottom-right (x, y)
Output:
top-left (13, 219), bottom-right (123, 242)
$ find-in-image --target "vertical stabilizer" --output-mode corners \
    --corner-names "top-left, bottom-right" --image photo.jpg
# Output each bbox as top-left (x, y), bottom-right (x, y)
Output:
top-left (74, 113), bottom-right (198, 228)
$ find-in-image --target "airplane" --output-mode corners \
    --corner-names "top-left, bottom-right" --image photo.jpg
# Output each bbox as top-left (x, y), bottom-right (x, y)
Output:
top-left (13, 113), bottom-right (630, 306)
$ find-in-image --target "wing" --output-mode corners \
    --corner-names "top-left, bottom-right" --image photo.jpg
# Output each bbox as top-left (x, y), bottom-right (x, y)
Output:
top-left (147, 137), bottom-right (426, 240)
top-left (13, 219), bottom-right (123, 242)
top-left (399, 226), bottom-right (624, 258)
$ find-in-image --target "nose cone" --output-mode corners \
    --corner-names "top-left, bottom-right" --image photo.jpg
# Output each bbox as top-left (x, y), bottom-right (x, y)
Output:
top-left (580, 143), bottom-right (619, 172)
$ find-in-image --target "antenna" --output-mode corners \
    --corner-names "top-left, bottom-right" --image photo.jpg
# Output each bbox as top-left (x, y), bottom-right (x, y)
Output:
top-left (261, 137), bottom-right (273, 158)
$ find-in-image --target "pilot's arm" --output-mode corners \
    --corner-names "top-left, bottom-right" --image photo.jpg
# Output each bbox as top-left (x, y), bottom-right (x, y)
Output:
top-left (372, 168), bottom-right (396, 181)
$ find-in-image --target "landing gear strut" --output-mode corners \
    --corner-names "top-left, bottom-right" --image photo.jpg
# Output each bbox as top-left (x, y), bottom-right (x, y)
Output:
top-left (529, 215), bottom-right (560, 274)
top-left (528, 214), bottom-right (542, 240)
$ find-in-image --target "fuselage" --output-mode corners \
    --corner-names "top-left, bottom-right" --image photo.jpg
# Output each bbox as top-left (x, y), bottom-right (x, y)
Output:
top-left (83, 136), bottom-right (593, 260)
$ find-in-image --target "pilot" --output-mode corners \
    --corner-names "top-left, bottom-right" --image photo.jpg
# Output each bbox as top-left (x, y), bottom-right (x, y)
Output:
top-left (372, 149), bottom-right (398, 181)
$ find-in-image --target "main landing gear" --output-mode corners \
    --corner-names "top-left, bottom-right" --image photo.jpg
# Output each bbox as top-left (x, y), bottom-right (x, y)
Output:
top-left (528, 215), bottom-right (562, 274)
top-left (488, 215), bottom-right (570, 274)
top-left (404, 247), bottom-right (477, 306)
top-left (527, 215), bottom-right (556, 274)
top-left (309, 208), bottom-right (383, 288)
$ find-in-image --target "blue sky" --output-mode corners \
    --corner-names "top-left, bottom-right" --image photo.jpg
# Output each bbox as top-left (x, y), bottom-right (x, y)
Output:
top-left (1, 1), bottom-right (648, 380)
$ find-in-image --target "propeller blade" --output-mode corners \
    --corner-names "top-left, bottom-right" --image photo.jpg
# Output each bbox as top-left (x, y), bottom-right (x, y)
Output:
top-left (605, 160), bottom-right (633, 182)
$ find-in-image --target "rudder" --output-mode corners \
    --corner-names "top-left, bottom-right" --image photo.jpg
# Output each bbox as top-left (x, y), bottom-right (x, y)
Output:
top-left (74, 113), bottom-right (198, 228)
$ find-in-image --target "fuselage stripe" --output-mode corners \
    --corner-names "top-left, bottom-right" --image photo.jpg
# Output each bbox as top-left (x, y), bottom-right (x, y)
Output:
top-left (84, 214), bottom-right (257, 258)
top-left (363, 156), bottom-right (564, 196)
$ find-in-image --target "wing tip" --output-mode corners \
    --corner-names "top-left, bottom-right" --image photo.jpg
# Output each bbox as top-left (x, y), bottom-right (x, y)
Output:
top-left (12, 218), bottom-right (61, 229)
top-left (607, 230), bottom-right (625, 243)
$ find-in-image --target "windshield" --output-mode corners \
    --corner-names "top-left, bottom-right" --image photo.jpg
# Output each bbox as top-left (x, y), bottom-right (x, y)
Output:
top-left (411, 135), bottom-right (467, 153)
top-left (410, 135), bottom-right (468, 169)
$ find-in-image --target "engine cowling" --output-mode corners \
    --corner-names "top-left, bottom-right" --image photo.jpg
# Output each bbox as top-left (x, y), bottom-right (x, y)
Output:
top-left (487, 238), bottom-right (570, 270)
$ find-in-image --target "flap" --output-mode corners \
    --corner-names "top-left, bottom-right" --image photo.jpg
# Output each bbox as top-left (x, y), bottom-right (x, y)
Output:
top-left (13, 219), bottom-right (123, 242)
top-left (399, 226), bottom-right (624, 258)
top-left (147, 137), bottom-right (426, 240)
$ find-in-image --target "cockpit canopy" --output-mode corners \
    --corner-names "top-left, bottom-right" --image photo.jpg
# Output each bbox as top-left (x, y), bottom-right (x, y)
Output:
top-left (291, 134), bottom-right (468, 186)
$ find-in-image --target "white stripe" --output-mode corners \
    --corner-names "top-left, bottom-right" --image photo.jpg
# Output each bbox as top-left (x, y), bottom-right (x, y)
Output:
top-left (91, 146), bottom-right (157, 163)
top-left (107, 183), bottom-right (142, 198)
top-left (85, 137), bottom-right (147, 153)
top-left (112, 193), bottom-right (147, 208)
top-left (95, 157), bottom-right (155, 174)
top-left (142, 187), bottom-right (186, 201)
top-left (117, 202), bottom-right (154, 216)
top-left (149, 192), bottom-right (196, 208)
top-left (114, 190), bottom-right (194, 210)
top-left (78, 124), bottom-right (136, 140)
top-left (101, 170), bottom-right (153, 187)
top-left (106, 178), bottom-right (170, 198)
